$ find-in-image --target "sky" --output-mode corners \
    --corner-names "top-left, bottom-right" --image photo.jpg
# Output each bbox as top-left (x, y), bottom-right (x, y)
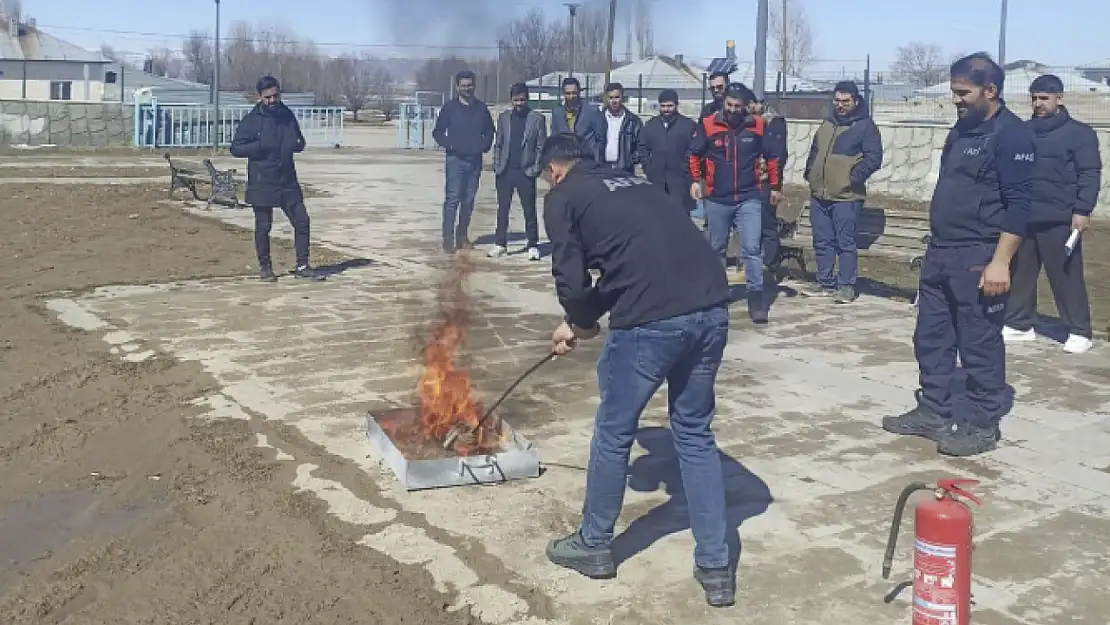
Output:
top-left (22, 0), bottom-right (1110, 76)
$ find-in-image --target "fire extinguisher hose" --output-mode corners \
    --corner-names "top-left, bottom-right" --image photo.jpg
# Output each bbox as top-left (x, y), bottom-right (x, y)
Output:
top-left (881, 481), bottom-right (931, 579)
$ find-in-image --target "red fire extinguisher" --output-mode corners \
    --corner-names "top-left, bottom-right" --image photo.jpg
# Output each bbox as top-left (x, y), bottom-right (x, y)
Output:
top-left (882, 478), bottom-right (981, 625)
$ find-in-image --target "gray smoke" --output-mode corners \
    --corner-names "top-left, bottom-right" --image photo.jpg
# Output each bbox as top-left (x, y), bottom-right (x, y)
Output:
top-left (371, 0), bottom-right (500, 51)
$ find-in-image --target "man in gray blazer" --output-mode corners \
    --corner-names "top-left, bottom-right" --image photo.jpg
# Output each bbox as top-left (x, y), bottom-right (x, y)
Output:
top-left (490, 82), bottom-right (548, 260)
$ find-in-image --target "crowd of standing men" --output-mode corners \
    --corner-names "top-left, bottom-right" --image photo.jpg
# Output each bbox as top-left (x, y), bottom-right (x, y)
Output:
top-left (426, 54), bottom-right (1099, 460)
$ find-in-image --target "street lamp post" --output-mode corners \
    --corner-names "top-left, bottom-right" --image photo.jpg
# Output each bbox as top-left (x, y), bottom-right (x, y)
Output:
top-left (753, 0), bottom-right (769, 99)
top-left (998, 0), bottom-right (1008, 66)
top-left (213, 0), bottom-right (221, 148)
top-left (604, 0), bottom-right (616, 87)
top-left (565, 3), bottom-right (580, 77)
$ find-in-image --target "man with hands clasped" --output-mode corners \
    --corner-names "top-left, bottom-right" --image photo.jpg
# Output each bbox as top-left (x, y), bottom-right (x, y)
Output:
top-left (539, 133), bottom-right (737, 608)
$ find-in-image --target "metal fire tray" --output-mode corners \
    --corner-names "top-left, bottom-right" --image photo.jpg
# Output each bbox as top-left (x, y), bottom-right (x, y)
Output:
top-left (365, 408), bottom-right (541, 491)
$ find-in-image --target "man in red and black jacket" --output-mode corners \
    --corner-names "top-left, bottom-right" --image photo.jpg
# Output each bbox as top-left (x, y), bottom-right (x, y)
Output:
top-left (689, 83), bottom-right (782, 323)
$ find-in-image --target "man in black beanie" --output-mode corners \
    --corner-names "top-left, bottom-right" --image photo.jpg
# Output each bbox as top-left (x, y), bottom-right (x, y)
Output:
top-left (1003, 73), bottom-right (1102, 354)
top-left (637, 89), bottom-right (697, 213)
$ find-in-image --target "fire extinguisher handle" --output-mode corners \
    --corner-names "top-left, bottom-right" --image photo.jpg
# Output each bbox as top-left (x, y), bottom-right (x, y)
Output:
top-left (937, 478), bottom-right (982, 506)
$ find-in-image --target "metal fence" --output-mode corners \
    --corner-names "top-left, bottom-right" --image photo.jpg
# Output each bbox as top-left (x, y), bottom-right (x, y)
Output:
top-left (132, 97), bottom-right (346, 148)
top-left (397, 102), bottom-right (443, 150)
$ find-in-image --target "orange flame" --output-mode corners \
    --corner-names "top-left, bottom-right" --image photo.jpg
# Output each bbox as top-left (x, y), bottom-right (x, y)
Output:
top-left (415, 255), bottom-right (500, 455)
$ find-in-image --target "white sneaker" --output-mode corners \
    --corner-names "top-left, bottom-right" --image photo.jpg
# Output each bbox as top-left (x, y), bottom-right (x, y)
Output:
top-left (487, 245), bottom-right (507, 258)
top-left (527, 247), bottom-right (541, 261)
top-left (1002, 326), bottom-right (1036, 343)
top-left (1063, 334), bottom-right (1093, 354)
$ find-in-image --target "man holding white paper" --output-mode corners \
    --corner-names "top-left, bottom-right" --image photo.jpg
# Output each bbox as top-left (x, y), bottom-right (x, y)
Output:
top-left (1003, 74), bottom-right (1102, 354)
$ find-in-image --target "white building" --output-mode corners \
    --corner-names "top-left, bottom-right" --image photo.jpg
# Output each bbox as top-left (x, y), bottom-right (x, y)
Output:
top-left (0, 17), bottom-right (110, 102)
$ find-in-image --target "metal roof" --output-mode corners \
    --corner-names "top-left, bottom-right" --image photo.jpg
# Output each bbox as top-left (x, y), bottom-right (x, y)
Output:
top-left (916, 65), bottom-right (1110, 96)
top-left (1078, 58), bottom-right (1110, 70)
top-left (527, 56), bottom-right (706, 91)
top-left (0, 21), bottom-right (107, 62)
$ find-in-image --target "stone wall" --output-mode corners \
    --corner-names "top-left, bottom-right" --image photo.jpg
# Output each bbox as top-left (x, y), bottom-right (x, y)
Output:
top-left (0, 100), bottom-right (134, 147)
top-left (784, 120), bottom-right (1110, 214)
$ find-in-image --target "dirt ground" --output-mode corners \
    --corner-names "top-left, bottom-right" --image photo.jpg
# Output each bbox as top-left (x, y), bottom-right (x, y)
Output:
top-left (0, 182), bottom-right (480, 624)
top-left (780, 184), bottom-right (1110, 338)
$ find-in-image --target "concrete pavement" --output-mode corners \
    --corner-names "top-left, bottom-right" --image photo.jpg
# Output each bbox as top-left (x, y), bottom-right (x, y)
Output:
top-left (46, 126), bottom-right (1110, 624)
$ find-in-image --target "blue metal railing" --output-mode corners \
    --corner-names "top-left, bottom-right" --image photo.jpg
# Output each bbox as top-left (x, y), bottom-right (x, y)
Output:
top-left (133, 98), bottom-right (345, 148)
top-left (397, 103), bottom-right (442, 150)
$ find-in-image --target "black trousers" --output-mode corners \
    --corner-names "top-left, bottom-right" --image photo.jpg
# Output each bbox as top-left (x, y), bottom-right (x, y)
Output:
top-left (254, 189), bottom-right (310, 268)
top-left (761, 196), bottom-right (780, 268)
top-left (1005, 222), bottom-right (1092, 338)
top-left (494, 167), bottom-right (539, 248)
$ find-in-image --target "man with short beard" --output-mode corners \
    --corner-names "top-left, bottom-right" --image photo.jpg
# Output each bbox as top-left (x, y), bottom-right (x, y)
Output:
top-left (489, 82), bottom-right (547, 261)
top-left (699, 71), bottom-right (730, 122)
top-left (550, 77), bottom-right (599, 154)
top-left (883, 53), bottom-right (1036, 458)
top-left (689, 84), bottom-right (782, 324)
top-left (230, 75), bottom-right (325, 282)
top-left (638, 89), bottom-right (696, 212)
top-left (1003, 74), bottom-right (1101, 354)
top-left (595, 82), bottom-right (643, 173)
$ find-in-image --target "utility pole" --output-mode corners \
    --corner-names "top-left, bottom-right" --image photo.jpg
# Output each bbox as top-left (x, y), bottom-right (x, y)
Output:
top-left (997, 0), bottom-right (1008, 66)
top-left (565, 3), bottom-right (580, 77)
top-left (213, 0), bottom-right (221, 148)
top-left (604, 0), bottom-right (616, 87)
top-left (753, 0), bottom-right (768, 99)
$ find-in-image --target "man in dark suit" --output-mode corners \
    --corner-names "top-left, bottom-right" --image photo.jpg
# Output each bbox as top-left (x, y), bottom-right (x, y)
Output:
top-left (637, 89), bottom-right (697, 213)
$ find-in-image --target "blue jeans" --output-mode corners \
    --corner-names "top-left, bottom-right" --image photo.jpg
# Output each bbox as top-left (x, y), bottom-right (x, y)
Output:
top-left (704, 198), bottom-right (763, 292)
top-left (809, 198), bottom-right (862, 289)
top-left (443, 154), bottom-right (482, 246)
top-left (579, 304), bottom-right (731, 569)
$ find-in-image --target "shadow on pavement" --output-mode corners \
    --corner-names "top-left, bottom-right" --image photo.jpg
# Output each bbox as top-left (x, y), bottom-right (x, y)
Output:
top-left (611, 426), bottom-right (773, 573)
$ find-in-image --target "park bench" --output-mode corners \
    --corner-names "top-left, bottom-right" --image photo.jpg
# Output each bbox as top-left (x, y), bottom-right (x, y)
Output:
top-left (775, 199), bottom-right (931, 274)
top-left (164, 153), bottom-right (246, 210)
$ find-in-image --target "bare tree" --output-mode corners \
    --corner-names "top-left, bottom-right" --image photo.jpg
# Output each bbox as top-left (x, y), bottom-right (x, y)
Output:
top-left (328, 54), bottom-right (390, 121)
top-left (769, 0), bottom-right (815, 76)
top-left (146, 47), bottom-right (182, 78)
top-left (632, 0), bottom-right (654, 60)
top-left (891, 42), bottom-right (947, 86)
top-left (182, 30), bottom-right (215, 85)
top-left (497, 8), bottom-right (564, 84)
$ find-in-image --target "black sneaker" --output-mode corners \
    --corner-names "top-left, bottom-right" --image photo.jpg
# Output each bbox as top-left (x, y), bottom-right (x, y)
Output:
top-left (936, 422), bottom-right (1001, 457)
top-left (881, 391), bottom-right (950, 442)
top-left (259, 265), bottom-right (277, 283)
top-left (294, 265), bottom-right (326, 281)
top-left (694, 566), bottom-right (736, 608)
top-left (442, 241), bottom-right (456, 255)
top-left (545, 531), bottom-right (616, 579)
top-left (747, 291), bottom-right (768, 324)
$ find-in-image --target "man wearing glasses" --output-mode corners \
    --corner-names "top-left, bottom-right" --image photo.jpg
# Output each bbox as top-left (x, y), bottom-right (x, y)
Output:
top-left (692, 72), bottom-right (731, 223)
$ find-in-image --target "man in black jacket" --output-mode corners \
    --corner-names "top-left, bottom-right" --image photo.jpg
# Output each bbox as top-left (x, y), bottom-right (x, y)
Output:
top-left (538, 133), bottom-right (736, 608)
top-left (637, 89), bottom-right (696, 213)
top-left (1004, 74), bottom-right (1102, 354)
top-left (432, 70), bottom-right (495, 253)
top-left (594, 82), bottom-right (643, 173)
top-left (749, 97), bottom-right (789, 270)
top-left (230, 75), bottom-right (325, 282)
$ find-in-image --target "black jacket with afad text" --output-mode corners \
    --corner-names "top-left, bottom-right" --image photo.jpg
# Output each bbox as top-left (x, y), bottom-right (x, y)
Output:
top-left (229, 102), bottom-right (306, 207)
top-left (1027, 107), bottom-right (1102, 223)
top-left (543, 161), bottom-right (730, 330)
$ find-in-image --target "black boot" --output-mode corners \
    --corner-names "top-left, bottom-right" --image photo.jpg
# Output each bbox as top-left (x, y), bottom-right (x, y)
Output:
top-left (747, 290), bottom-right (768, 324)
top-left (259, 263), bottom-right (277, 283)
top-left (936, 422), bottom-right (1001, 457)
top-left (294, 264), bottom-right (326, 281)
top-left (881, 390), bottom-right (951, 442)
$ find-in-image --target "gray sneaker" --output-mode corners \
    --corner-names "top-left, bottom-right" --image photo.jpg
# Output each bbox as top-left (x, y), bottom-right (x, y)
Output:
top-left (259, 265), bottom-right (277, 283)
top-left (833, 286), bottom-right (856, 303)
top-left (545, 531), bottom-right (616, 579)
top-left (694, 566), bottom-right (736, 608)
top-left (294, 265), bottom-right (326, 281)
